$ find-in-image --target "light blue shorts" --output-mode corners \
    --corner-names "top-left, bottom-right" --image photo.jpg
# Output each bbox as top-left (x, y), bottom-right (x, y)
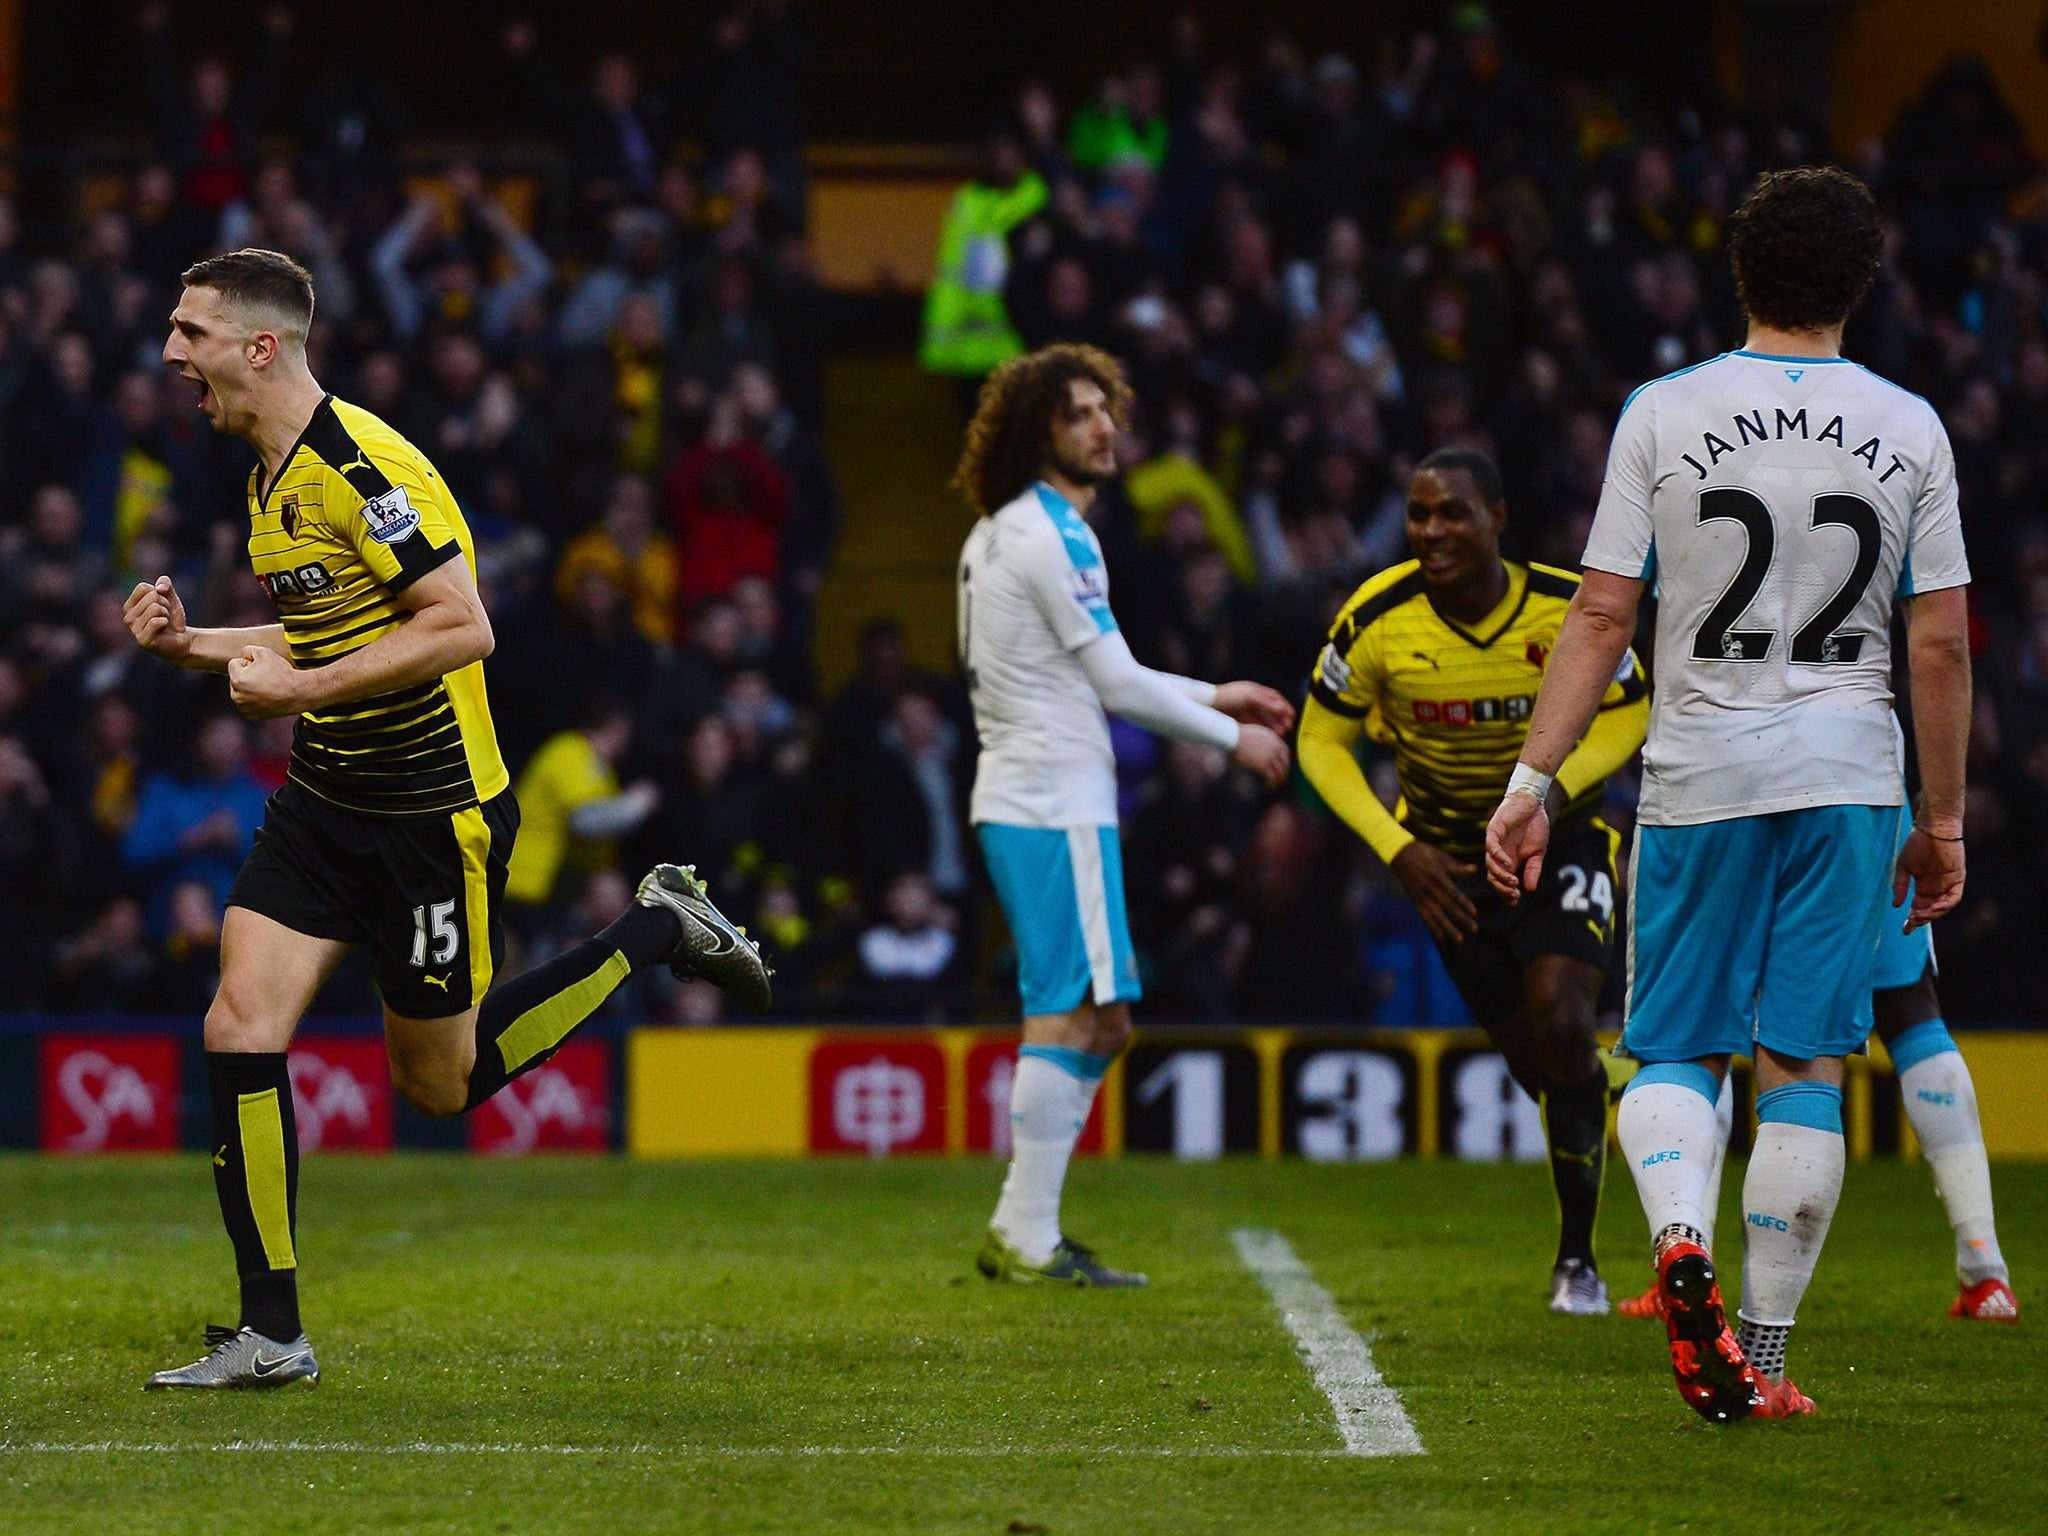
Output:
top-left (1869, 804), bottom-right (1935, 992)
top-left (1622, 804), bottom-right (1898, 1064)
top-left (977, 823), bottom-right (1142, 1017)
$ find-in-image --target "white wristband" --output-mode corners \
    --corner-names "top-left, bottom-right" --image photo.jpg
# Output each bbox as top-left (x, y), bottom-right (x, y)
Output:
top-left (1505, 764), bottom-right (1554, 803)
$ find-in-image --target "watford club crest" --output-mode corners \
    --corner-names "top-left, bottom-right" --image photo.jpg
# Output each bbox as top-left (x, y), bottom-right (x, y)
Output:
top-left (280, 493), bottom-right (300, 540)
top-left (1525, 639), bottom-right (1549, 671)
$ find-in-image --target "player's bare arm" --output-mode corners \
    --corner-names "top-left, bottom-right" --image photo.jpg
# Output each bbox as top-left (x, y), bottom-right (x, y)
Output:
top-left (225, 556), bottom-right (495, 721)
top-left (1895, 583), bottom-right (1970, 931)
top-left (1486, 569), bottom-right (1642, 900)
top-left (1391, 842), bottom-right (1480, 944)
top-left (123, 574), bottom-right (287, 672)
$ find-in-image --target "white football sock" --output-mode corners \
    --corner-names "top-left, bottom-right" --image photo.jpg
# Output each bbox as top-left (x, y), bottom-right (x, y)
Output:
top-left (1700, 1072), bottom-right (1736, 1256)
top-left (991, 1051), bottom-right (1102, 1266)
top-left (1738, 1086), bottom-right (1846, 1364)
top-left (1896, 1042), bottom-right (2009, 1285)
top-left (1617, 1066), bottom-right (1723, 1246)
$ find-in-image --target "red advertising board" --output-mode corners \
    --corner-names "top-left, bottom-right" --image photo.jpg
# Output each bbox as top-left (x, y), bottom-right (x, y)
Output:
top-left (39, 1035), bottom-right (181, 1152)
top-left (468, 1040), bottom-right (612, 1154)
top-left (964, 1038), bottom-right (1104, 1156)
top-left (808, 1036), bottom-right (947, 1155)
top-left (289, 1038), bottom-right (394, 1152)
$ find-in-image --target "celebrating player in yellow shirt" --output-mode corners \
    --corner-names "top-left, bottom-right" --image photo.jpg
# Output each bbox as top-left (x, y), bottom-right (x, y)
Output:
top-left (1297, 447), bottom-right (1648, 1315)
top-left (127, 249), bottom-right (770, 1390)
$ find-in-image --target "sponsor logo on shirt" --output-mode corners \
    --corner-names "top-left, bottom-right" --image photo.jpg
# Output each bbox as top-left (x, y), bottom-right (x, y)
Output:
top-left (1413, 695), bottom-right (1533, 726)
top-left (358, 484), bottom-right (420, 545)
top-left (259, 562), bottom-right (336, 602)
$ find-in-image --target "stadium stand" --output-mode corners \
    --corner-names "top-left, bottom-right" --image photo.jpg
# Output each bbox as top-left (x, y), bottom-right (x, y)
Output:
top-left (0, 5), bottom-right (2044, 1027)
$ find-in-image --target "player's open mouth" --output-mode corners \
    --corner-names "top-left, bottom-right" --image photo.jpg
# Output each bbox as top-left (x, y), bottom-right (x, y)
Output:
top-left (1419, 551), bottom-right (1458, 575)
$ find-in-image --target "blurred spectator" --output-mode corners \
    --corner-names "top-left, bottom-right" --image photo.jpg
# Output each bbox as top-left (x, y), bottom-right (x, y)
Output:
top-left (556, 473), bottom-right (678, 645)
top-left (823, 618), bottom-right (953, 770)
top-left (852, 688), bottom-right (971, 905)
top-left (505, 698), bottom-right (660, 921)
top-left (51, 895), bottom-right (160, 1011)
top-left (632, 714), bottom-right (773, 908)
top-left (119, 711), bottom-right (266, 931)
top-left (557, 209), bottom-right (678, 351)
top-left (2, 485), bottom-right (110, 622)
top-left (919, 133), bottom-right (1048, 381)
top-left (369, 167), bottom-right (552, 347)
top-left (76, 692), bottom-right (146, 846)
top-left (853, 870), bottom-right (962, 1020)
top-left (731, 363), bottom-right (837, 657)
top-left (666, 393), bottom-right (788, 608)
top-left (139, 2), bottom-right (292, 214)
top-left (504, 21), bottom-right (671, 220)
top-left (0, 728), bottom-right (60, 1003)
top-left (695, 2), bottom-right (809, 181)
top-left (157, 878), bottom-right (226, 1011)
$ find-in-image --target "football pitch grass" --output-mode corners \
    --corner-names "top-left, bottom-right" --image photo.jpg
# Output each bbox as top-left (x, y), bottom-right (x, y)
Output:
top-left (1, 1155), bottom-right (2041, 1535)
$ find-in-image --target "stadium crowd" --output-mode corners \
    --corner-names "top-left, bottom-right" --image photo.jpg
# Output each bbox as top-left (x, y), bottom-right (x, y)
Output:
top-left (1, 5), bottom-right (2045, 1024)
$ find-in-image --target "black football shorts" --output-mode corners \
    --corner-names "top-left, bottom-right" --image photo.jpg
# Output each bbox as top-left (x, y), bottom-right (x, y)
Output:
top-left (1433, 816), bottom-right (1622, 1029)
top-left (227, 779), bottom-right (518, 1018)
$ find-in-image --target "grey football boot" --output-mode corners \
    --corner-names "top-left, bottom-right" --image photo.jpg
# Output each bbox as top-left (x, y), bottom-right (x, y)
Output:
top-left (636, 863), bottom-right (773, 1011)
top-left (145, 1325), bottom-right (319, 1389)
top-left (1548, 1258), bottom-right (1612, 1316)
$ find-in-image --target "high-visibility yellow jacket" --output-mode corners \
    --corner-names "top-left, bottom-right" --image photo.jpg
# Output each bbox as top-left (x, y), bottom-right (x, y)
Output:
top-left (918, 171), bottom-right (1047, 377)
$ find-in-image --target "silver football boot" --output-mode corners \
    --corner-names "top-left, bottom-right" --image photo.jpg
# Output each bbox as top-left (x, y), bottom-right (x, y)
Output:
top-left (636, 863), bottom-right (773, 1011)
top-left (1548, 1258), bottom-right (1612, 1316)
top-left (145, 1325), bottom-right (320, 1389)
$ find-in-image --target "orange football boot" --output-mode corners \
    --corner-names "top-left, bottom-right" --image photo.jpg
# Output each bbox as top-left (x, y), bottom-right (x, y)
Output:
top-left (1950, 1278), bottom-right (2019, 1322)
top-left (1753, 1375), bottom-right (1815, 1418)
top-left (1616, 1283), bottom-right (1663, 1320)
top-left (1657, 1240), bottom-right (1767, 1423)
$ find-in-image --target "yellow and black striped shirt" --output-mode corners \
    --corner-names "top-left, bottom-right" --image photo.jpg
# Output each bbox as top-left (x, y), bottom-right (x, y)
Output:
top-left (248, 396), bottom-right (508, 817)
top-left (1303, 560), bottom-right (1648, 859)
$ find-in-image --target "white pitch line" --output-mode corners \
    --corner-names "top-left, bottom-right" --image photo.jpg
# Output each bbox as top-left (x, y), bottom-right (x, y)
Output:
top-left (0, 1441), bottom-right (1344, 1460)
top-left (1230, 1227), bottom-right (1425, 1458)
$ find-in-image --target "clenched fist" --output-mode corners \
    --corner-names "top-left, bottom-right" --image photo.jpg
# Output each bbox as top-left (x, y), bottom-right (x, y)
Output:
top-left (227, 645), bottom-right (305, 720)
top-left (124, 576), bottom-right (191, 662)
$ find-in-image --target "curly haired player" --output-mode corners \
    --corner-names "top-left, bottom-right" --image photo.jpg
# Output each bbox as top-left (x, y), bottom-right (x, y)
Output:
top-left (955, 344), bottom-right (1294, 1285)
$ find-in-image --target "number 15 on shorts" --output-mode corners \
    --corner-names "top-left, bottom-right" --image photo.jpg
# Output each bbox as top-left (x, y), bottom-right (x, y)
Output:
top-left (411, 900), bottom-right (459, 968)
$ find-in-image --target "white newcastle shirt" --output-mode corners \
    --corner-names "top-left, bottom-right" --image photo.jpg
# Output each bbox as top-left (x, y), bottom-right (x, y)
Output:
top-left (1583, 350), bottom-right (1970, 826)
top-left (959, 482), bottom-right (1122, 828)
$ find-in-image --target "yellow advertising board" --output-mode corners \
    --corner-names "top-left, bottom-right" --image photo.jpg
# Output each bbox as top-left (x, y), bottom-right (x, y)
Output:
top-left (626, 1025), bottom-right (2048, 1161)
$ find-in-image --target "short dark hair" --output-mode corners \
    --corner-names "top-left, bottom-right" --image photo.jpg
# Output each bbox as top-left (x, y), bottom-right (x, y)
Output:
top-left (180, 248), bottom-right (315, 338)
top-left (1414, 445), bottom-right (1503, 506)
top-left (1727, 167), bottom-right (1882, 332)
top-left (952, 344), bottom-right (1132, 516)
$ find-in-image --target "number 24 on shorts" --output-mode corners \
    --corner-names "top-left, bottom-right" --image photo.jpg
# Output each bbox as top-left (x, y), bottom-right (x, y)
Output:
top-left (1557, 865), bottom-right (1613, 924)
